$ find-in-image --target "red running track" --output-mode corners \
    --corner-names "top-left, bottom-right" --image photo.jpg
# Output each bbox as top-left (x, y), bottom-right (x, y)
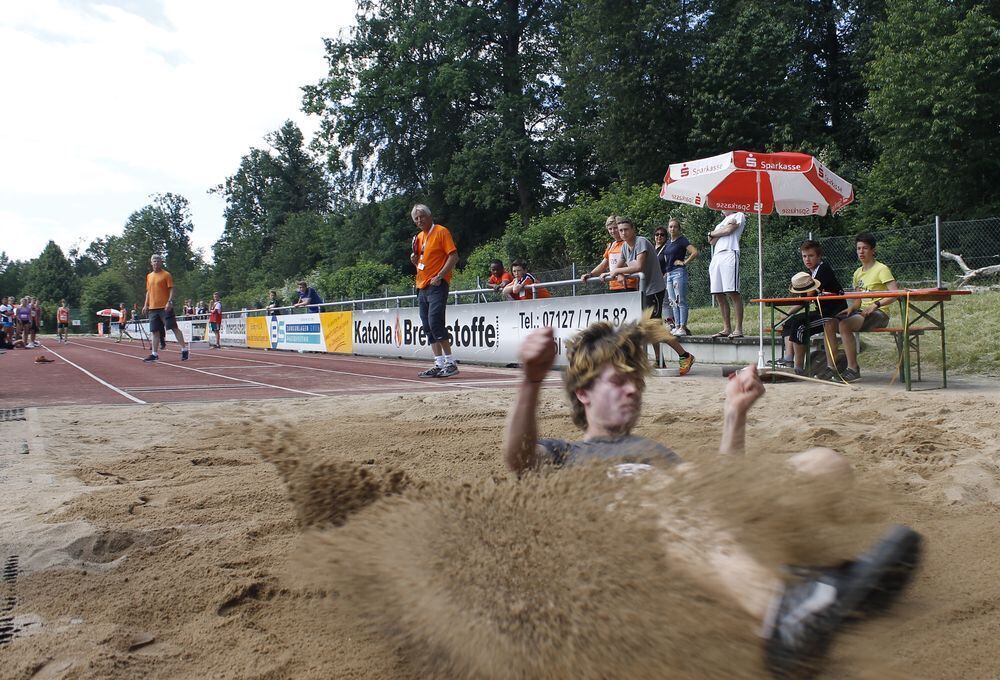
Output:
top-left (1, 338), bottom-right (546, 408)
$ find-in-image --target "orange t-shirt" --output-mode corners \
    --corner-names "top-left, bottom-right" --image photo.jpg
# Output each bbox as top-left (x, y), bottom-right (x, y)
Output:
top-left (512, 273), bottom-right (550, 300)
top-left (603, 240), bottom-right (638, 291)
top-left (146, 270), bottom-right (174, 309)
top-left (415, 224), bottom-right (458, 289)
top-left (488, 272), bottom-right (513, 287)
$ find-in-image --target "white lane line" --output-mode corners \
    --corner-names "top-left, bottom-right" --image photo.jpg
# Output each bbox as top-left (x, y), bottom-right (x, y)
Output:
top-left (163, 343), bottom-right (514, 376)
top-left (65, 341), bottom-right (327, 398)
top-left (38, 343), bottom-right (146, 404)
top-left (70, 339), bottom-right (503, 392)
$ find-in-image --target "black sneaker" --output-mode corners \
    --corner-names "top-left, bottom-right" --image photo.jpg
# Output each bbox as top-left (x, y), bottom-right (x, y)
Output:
top-left (436, 363), bottom-right (459, 378)
top-left (159, 340), bottom-right (166, 350)
top-left (841, 367), bottom-right (861, 382)
top-left (418, 366), bottom-right (442, 378)
top-left (143, 354), bottom-right (158, 363)
top-left (181, 348), bottom-right (189, 361)
top-left (763, 525), bottom-right (922, 678)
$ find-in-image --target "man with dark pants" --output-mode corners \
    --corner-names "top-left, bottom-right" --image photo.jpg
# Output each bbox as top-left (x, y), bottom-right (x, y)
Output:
top-left (503, 317), bottom-right (922, 678)
top-left (142, 254), bottom-right (188, 362)
top-left (411, 204), bottom-right (459, 378)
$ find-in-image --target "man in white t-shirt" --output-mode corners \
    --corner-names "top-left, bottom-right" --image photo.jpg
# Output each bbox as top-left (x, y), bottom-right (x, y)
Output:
top-left (707, 210), bottom-right (746, 338)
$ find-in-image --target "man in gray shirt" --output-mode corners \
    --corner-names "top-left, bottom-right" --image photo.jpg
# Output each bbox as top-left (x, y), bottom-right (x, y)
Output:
top-left (608, 217), bottom-right (693, 373)
top-left (502, 316), bottom-right (922, 678)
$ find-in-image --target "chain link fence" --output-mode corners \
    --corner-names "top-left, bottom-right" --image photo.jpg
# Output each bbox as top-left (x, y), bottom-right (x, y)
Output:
top-left (701, 216), bottom-right (1000, 308)
top-left (296, 217), bottom-right (999, 310)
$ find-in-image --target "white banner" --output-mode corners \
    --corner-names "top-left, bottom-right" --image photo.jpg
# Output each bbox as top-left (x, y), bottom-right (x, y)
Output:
top-left (351, 292), bottom-right (641, 366)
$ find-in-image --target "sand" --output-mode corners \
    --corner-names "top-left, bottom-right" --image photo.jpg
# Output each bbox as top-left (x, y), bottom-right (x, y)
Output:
top-left (1, 375), bottom-right (999, 679)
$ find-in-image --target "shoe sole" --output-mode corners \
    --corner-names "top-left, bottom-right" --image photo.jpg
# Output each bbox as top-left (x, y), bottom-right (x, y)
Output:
top-left (848, 525), bottom-right (922, 618)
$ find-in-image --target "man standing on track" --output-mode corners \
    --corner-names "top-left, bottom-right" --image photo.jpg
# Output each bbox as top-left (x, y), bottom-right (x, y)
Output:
top-left (411, 204), bottom-right (459, 378)
top-left (209, 292), bottom-right (223, 349)
top-left (56, 299), bottom-right (70, 343)
top-left (142, 254), bottom-right (189, 362)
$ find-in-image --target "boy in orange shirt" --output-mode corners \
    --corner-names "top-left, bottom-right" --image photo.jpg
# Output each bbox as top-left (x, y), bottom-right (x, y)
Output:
top-left (410, 204), bottom-right (459, 378)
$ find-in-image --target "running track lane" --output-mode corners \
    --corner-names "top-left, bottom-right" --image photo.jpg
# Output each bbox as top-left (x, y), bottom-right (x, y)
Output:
top-left (0, 338), bottom-right (549, 408)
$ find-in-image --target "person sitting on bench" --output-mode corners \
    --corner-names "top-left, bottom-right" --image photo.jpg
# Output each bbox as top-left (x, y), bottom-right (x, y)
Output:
top-left (834, 232), bottom-right (899, 382)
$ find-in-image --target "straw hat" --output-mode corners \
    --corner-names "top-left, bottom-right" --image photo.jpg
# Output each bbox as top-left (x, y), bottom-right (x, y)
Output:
top-left (789, 272), bottom-right (821, 294)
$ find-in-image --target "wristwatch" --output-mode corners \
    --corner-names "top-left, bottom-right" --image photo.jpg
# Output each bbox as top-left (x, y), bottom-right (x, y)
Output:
top-left (874, 301), bottom-right (881, 309)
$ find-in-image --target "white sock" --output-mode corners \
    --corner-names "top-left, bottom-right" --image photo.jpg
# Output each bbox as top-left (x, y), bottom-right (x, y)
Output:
top-left (151, 351), bottom-right (158, 357)
top-left (435, 355), bottom-right (446, 368)
top-left (443, 354), bottom-right (454, 365)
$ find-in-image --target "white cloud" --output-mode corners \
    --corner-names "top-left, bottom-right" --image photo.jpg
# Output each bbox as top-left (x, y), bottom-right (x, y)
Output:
top-left (0, 0), bottom-right (354, 262)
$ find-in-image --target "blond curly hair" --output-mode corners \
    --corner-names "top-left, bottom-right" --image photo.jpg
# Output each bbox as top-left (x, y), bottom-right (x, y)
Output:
top-left (563, 309), bottom-right (672, 429)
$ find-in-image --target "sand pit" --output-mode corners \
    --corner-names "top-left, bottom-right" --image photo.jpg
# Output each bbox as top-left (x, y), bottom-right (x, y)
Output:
top-left (1, 375), bottom-right (999, 678)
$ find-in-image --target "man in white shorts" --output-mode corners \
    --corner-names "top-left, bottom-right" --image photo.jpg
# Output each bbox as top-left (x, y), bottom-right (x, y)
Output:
top-left (707, 209), bottom-right (746, 338)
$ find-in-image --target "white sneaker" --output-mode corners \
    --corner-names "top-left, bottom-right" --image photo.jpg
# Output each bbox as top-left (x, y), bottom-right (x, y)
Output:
top-left (671, 327), bottom-right (688, 336)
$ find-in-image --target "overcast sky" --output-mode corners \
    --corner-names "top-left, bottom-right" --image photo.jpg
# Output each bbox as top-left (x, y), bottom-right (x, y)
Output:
top-left (0, 0), bottom-right (354, 263)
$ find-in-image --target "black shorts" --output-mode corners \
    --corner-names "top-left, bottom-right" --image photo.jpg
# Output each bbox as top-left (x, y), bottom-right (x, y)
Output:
top-left (57, 322), bottom-right (68, 330)
top-left (417, 283), bottom-right (449, 344)
top-left (848, 309), bottom-right (889, 332)
top-left (148, 308), bottom-right (177, 334)
top-left (643, 290), bottom-right (665, 319)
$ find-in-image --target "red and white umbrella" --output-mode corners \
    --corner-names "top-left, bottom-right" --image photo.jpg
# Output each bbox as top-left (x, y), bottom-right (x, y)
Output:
top-left (660, 150), bottom-right (854, 365)
top-left (96, 308), bottom-right (123, 318)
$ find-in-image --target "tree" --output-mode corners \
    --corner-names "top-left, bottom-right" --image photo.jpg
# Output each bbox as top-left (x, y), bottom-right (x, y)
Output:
top-left (212, 121), bottom-right (331, 291)
top-left (107, 193), bottom-right (199, 301)
top-left (79, 270), bottom-right (132, 332)
top-left (69, 237), bottom-right (111, 279)
top-left (863, 0), bottom-right (1000, 221)
top-left (304, 0), bottom-right (564, 236)
top-left (24, 241), bottom-right (80, 303)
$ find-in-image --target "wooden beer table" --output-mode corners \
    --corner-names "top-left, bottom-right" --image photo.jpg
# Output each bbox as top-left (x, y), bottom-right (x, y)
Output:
top-left (752, 288), bottom-right (971, 390)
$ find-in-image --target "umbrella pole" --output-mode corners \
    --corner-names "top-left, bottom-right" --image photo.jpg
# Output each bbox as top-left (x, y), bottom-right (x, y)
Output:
top-left (756, 173), bottom-right (765, 368)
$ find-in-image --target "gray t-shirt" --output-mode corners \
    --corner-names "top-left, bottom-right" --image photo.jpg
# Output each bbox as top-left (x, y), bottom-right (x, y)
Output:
top-left (621, 236), bottom-right (666, 296)
top-left (536, 434), bottom-right (681, 469)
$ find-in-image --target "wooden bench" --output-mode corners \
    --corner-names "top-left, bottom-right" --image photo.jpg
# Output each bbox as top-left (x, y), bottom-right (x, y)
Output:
top-left (765, 324), bottom-right (931, 381)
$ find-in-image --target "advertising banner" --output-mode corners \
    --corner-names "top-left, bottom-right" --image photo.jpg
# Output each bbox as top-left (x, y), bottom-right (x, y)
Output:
top-left (320, 311), bottom-right (353, 353)
top-left (220, 316), bottom-right (246, 347)
top-left (246, 316), bottom-right (270, 349)
top-left (350, 292), bottom-right (641, 366)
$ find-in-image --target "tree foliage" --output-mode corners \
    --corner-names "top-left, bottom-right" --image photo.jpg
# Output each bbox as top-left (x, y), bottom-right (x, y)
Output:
top-left (24, 241), bottom-right (80, 304)
top-left (863, 0), bottom-right (1000, 222)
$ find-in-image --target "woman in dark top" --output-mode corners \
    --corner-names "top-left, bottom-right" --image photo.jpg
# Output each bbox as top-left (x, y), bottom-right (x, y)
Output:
top-left (655, 219), bottom-right (698, 336)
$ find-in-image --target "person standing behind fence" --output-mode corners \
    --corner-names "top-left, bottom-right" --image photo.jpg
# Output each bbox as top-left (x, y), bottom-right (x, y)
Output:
top-left (834, 232), bottom-right (899, 383)
top-left (503, 259), bottom-right (550, 300)
top-left (293, 281), bottom-right (323, 313)
top-left (209, 292), bottom-right (223, 348)
top-left (707, 209), bottom-right (746, 338)
top-left (608, 218), bottom-right (694, 374)
top-left (580, 215), bottom-right (637, 292)
top-left (411, 204), bottom-right (459, 378)
top-left (657, 219), bottom-right (698, 337)
top-left (488, 259), bottom-right (514, 293)
top-left (142, 254), bottom-right (189, 362)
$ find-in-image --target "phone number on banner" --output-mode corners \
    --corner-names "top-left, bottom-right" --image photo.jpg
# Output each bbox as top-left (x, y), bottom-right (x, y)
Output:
top-left (518, 306), bottom-right (632, 330)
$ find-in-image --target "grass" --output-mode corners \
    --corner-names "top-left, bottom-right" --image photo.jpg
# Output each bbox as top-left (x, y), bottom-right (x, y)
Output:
top-left (678, 290), bottom-right (1000, 377)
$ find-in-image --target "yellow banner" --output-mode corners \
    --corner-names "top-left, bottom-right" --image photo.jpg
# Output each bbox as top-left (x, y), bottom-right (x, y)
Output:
top-left (246, 316), bottom-right (270, 349)
top-left (320, 311), bottom-right (353, 353)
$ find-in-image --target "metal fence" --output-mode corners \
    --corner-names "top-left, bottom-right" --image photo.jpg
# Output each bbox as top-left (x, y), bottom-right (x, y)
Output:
top-left (229, 216), bottom-right (999, 316)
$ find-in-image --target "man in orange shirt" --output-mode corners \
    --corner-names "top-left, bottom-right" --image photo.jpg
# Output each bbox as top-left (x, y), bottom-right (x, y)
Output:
top-left (142, 254), bottom-right (189, 362)
top-left (410, 204), bottom-right (459, 378)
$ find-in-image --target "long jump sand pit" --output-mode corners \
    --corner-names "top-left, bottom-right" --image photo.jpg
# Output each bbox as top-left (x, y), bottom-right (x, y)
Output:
top-left (2, 376), bottom-right (999, 679)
